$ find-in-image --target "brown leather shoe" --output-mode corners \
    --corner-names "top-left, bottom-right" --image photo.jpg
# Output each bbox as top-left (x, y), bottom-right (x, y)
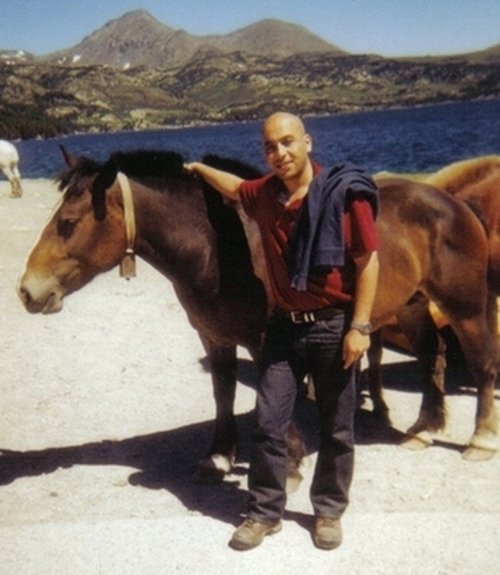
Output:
top-left (313, 517), bottom-right (342, 550)
top-left (229, 518), bottom-right (282, 550)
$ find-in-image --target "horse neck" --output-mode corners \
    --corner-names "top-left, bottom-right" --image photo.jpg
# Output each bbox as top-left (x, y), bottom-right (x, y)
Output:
top-left (128, 179), bottom-right (221, 299)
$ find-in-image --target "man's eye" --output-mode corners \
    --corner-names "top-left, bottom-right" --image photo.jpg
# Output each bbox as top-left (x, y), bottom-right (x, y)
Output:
top-left (57, 218), bottom-right (79, 238)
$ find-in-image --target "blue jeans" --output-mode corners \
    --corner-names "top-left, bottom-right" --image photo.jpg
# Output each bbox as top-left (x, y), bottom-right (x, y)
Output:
top-left (248, 311), bottom-right (356, 523)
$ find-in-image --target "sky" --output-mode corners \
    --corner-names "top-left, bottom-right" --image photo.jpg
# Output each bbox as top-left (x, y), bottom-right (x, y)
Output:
top-left (1, 0), bottom-right (499, 57)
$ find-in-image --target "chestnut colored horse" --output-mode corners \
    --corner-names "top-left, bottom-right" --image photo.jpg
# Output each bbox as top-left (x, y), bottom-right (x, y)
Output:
top-left (18, 150), bottom-right (497, 472)
top-left (368, 157), bottom-right (500, 449)
top-left (427, 155), bottom-right (500, 291)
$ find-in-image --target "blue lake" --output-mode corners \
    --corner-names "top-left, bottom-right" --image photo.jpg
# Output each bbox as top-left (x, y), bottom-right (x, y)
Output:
top-left (14, 99), bottom-right (500, 179)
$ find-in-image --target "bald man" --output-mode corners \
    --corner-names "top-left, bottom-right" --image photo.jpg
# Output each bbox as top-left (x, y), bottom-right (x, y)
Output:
top-left (185, 112), bottom-right (379, 551)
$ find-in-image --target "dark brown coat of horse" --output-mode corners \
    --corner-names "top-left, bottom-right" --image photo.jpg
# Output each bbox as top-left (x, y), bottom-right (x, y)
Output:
top-left (18, 150), bottom-right (498, 475)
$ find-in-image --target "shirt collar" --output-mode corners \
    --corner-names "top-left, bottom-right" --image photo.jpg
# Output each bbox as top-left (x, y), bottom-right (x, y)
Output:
top-left (274, 160), bottom-right (323, 205)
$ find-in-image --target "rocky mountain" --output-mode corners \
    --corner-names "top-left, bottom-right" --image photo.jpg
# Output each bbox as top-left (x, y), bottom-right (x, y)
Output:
top-left (0, 10), bottom-right (498, 139)
top-left (43, 10), bottom-right (344, 69)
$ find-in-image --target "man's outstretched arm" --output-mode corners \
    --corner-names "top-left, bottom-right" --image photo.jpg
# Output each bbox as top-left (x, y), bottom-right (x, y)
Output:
top-left (184, 162), bottom-right (243, 201)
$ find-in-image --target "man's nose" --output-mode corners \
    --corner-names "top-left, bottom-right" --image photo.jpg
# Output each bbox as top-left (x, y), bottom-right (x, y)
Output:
top-left (276, 143), bottom-right (287, 157)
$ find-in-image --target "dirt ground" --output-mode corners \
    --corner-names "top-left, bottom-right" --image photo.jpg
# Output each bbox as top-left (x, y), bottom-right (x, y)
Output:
top-left (1, 180), bottom-right (499, 575)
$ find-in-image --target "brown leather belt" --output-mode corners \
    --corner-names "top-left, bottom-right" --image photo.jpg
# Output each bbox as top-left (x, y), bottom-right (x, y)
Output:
top-left (282, 306), bottom-right (346, 324)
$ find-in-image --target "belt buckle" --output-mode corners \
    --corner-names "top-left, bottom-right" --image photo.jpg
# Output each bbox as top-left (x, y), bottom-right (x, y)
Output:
top-left (290, 310), bottom-right (316, 324)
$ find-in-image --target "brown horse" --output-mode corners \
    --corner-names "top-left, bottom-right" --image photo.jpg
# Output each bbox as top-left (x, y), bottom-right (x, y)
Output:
top-left (17, 148), bottom-right (306, 485)
top-left (427, 155), bottom-right (500, 291)
top-left (17, 149), bottom-right (497, 469)
top-left (368, 157), bottom-right (500, 447)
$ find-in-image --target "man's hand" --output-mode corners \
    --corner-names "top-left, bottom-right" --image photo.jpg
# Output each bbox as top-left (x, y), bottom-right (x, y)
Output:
top-left (182, 162), bottom-right (243, 200)
top-left (342, 329), bottom-right (371, 369)
top-left (183, 162), bottom-right (200, 175)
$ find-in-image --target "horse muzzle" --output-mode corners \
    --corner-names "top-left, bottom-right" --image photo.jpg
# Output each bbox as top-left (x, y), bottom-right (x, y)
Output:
top-left (17, 273), bottom-right (64, 314)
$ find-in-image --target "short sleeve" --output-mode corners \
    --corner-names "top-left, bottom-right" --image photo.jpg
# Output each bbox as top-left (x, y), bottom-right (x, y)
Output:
top-left (349, 199), bottom-right (379, 258)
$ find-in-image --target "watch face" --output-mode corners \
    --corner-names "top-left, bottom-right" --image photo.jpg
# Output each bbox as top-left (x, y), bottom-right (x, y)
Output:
top-left (351, 321), bottom-right (372, 335)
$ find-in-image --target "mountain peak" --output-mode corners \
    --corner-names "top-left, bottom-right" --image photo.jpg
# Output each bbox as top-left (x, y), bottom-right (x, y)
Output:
top-left (44, 10), bottom-right (344, 69)
top-left (217, 18), bottom-right (344, 56)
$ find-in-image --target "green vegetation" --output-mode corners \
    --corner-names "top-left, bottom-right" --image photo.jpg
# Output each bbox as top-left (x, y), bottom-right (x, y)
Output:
top-left (0, 103), bottom-right (74, 139)
top-left (0, 49), bottom-right (498, 139)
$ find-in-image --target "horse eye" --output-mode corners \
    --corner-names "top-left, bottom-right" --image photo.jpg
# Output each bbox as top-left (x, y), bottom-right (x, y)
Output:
top-left (57, 218), bottom-right (79, 238)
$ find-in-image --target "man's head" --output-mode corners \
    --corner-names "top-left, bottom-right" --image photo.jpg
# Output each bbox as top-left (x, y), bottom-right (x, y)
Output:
top-left (262, 112), bottom-right (313, 184)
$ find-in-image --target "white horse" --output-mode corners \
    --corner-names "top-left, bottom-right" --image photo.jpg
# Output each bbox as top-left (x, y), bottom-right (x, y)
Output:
top-left (0, 140), bottom-right (23, 197)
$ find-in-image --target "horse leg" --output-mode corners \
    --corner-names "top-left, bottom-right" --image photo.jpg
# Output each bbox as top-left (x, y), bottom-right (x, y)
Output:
top-left (486, 293), bottom-right (500, 362)
top-left (195, 341), bottom-right (239, 483)
top-left (284, 421), bottom-right (306, 493)
top-left (12, 164), bottom-right (23, 197)
top-left (3, 166), bottom-right (22, 198)
top-left (366, 329), bottom-right (391, 424)
top-left (396, 297), bottom-right (448, 450)
top-left (448, 309), bottom-right (498, 460)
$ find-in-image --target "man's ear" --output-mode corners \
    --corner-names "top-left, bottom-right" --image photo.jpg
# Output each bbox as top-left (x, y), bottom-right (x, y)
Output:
top-left (305, 133), bottom-right (313, 153)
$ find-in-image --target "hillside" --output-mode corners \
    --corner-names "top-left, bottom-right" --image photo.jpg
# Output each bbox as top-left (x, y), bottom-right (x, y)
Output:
top-left (0, 10), bottom-right (498, 139)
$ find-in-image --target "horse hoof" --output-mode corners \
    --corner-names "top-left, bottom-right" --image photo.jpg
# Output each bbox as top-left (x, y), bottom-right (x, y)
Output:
top-left (194, 454), bottom-right (233, 484)
top-left (286, 469), bottom-right (303, 493)
top-left (462, 446), bottom-right (497, 461)
top-left (463, 436), bottom-right (497, 461)
top-left (401, 431), bottom-right (433, 451)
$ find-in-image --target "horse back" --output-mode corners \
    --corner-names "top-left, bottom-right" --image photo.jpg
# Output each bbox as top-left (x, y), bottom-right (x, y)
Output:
top-left (373, 177), bottom-right (488, 325)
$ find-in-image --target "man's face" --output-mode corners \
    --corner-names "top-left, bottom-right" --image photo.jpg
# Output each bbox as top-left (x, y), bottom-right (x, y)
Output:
top-left (262, 114), bottom-right (312, 182)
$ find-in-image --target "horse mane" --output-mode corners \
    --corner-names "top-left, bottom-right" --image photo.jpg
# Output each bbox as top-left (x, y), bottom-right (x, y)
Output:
top-left (57, 156), bottom-right (102, 193)
top-left (202, 154), bottom-right (262, 180)
top-left (109, 150), bottom-right (185, 179)
top-left (425, 155), bottom-right (500, 195)
top-left (58, 149), bottom-right (261, 192)
top-left (56, 148), bottom-right (263, 229)
top-left (57, 149), bottom-right (185, 190)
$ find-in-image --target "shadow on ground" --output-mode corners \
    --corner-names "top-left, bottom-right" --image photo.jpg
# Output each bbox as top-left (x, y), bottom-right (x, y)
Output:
top-left (0, 355), bottom-right (483, 525)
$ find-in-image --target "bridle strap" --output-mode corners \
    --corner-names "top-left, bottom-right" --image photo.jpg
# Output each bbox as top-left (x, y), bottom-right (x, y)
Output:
top-left (116, 171), bottom-right (137, 279)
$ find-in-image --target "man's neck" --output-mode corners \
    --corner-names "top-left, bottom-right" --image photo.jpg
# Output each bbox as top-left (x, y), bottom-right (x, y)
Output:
top-left (283, 161), bottom-right (314, 205)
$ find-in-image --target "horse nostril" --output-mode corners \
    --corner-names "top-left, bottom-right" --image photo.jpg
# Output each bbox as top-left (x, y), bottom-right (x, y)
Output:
top-left (18, 285), bottom-right (32, 307)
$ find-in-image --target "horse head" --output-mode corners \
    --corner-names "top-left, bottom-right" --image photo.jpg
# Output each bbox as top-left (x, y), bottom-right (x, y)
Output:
top-left (18, 147), bottom-right (128, 313)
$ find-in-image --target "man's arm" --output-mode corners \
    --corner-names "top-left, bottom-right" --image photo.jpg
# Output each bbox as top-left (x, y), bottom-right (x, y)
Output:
top-left (184, 162), bottom-right (243, 201)
top-left (343, 250), bottom-right (379, 369)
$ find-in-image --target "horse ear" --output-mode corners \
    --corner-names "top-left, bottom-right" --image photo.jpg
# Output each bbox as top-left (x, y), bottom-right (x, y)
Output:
top-left (91, 160), bottom-right (118, 221)
top-left (59, 145), bottom-right (79, 168)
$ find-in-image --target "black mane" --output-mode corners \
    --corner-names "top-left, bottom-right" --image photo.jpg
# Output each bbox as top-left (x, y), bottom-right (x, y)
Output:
top-left (108, 150), bottom-right (263, 181)
top-left (110, 150), bottom-right (185, 179)
top-left (203, 154), bottom-right (262, 180)
top-left (57, 149), bottom-right (263, 225)
top-left (59, 149), bottom-right (262, 188)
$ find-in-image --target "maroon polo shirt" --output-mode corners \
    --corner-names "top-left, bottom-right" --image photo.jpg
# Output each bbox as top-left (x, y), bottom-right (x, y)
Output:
top-left (238, 170), bottom-right (378, 312)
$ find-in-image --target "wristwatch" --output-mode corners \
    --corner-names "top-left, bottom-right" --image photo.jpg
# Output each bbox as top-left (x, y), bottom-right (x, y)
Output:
top-left (350, 321), bottom-right (373, 335)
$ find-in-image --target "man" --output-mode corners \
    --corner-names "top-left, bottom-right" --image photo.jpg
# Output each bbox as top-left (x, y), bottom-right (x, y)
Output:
top-left (185, 112), bottom-right (379, 551)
